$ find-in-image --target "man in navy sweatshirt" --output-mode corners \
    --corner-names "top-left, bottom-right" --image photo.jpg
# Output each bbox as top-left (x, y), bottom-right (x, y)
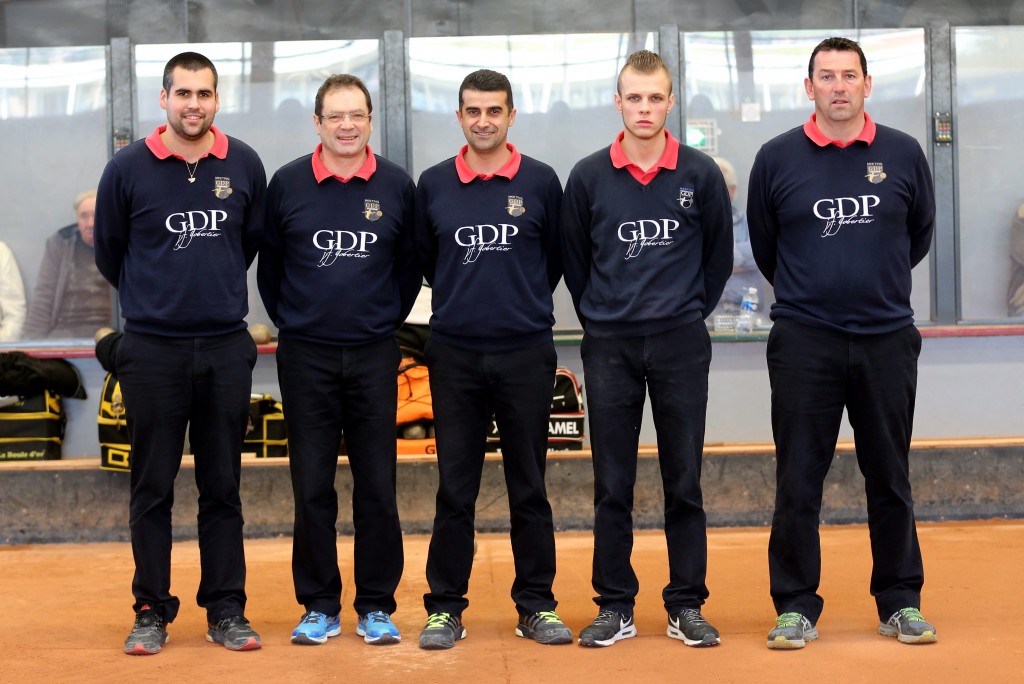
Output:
top-left (561, 50), bottom-right (732, 649)
top-left (257, 74), bottom-right (418, 647)
top-left (94, 52), bottom-right (266, 655)
top-left (747, 37), bottom-right (937, 650)
top-left (414, 69), bottom-right (571, 650)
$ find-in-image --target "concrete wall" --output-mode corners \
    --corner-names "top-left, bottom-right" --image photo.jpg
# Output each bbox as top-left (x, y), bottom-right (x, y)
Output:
top-left (4, 443), bottom-right (1022, 544)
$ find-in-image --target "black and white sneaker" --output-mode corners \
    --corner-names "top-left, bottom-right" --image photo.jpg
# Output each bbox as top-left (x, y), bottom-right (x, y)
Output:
top-left (578, 609), bottom-right (637, 647)
top-left (667, 609), bottom-right (720, 647)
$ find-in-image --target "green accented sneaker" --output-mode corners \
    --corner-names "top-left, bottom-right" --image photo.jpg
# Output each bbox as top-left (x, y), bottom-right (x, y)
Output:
top-left (206, 615), bottom-right (262, 651)
top-left (419, 612), bottom-right (466, 650)
top-left (516, 610), bottom-right (573, 644)
top-left (878, 607), bottom-right (937, 644)
top-left (124, 607), bottom-right (168, 655)
top-left (767, 612), bottom-right (818, 650)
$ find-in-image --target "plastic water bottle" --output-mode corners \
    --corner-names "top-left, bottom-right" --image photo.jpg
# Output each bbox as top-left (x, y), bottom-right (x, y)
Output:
top-left (736, 287), bottom-right (759, 334)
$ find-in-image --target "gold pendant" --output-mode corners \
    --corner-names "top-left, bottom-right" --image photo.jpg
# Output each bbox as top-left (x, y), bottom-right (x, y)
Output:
top-left (188, 178), bottom-right (196, 183)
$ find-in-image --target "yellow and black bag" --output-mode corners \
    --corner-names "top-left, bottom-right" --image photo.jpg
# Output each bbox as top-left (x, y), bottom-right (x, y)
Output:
top-left (98, 373), bottom-right (131, 471)
top-left (0, 390), bottom-right (65, 460)
top-left (245, 393), bottom-right (288, 458)
top-left (100, 379), bottom-right (288, 468)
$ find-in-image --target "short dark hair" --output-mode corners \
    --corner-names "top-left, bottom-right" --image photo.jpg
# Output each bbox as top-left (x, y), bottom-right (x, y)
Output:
top-left (808, 37), bottom-right (868, 80)
top-left (163, 51), bottom-right (218, 93)
top-left (314, 74), bottom-right (373, 118)
top-left (617, 50), bottom-right (673, 96)
top-left (458, 69), bottom-right (514, 111)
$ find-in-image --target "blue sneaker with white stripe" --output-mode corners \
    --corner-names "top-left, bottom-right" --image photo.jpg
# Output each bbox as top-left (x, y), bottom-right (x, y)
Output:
top-left (291, 611), bottom-right (341, 645)
top-left (357, 611), bottom-right (401, 645)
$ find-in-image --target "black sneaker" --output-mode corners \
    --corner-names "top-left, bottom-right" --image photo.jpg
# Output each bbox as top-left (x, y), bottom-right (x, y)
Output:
top-left (419, 612), bottom-right (466, 650)
top-left (766, 612), bottom-right (818, 650)
top-left (124, 607), bottom-right (168, 655)
top-left (578, 609), bottom-right (637, 647)
top-left (878, 607), bottom-right (937, 644)
top-left (667, 609), bottom-right (720, 647)
top-left (516, 610), bottom-right (573, 645)
top-left (206, 615), bottom-right (262, 651)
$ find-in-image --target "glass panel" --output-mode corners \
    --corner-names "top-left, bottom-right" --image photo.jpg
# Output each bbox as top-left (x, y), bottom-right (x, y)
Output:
top-left (0, 46), bottom-right (111, 346)
top-left (684, 29), bottom-right (932, 328)
top-left (134, 40), bottom-right (381, 331)
top-left (954, 26), bottom-right (1024, 321)
top-left (408, 32), bottom-right (656, 331)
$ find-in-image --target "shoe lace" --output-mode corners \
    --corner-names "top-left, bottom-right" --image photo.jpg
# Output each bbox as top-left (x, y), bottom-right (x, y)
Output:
top-left (895, 607), bottom-right (926, 623)
top-left (532, 611), bottom-right (564, 625)
top-left (365, 611), bottom-right (391, 624)
top-left (679, 609), bottom-right (708, 625)
top-left (217, 615), bottom-right (249, 630)
top-left (425, 612), bottom-right (453, 629)
top-left (593, 609), bottom-right (620, 626)
top-left (301, 611), bottom-right (327, 625)
top-left (775, 612), bottom-right (803, 628)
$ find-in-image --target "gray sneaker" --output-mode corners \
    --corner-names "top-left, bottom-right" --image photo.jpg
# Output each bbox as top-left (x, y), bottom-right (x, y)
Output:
top-left (516, 610), bottom-right (573, 644)
top-left (767, 612), bottom-right (818, 650)
top-left (124, 609), bottom-right (168, 655)
top-left (578, 609), bottom-right (637, 647)
top-left (878, 607), bottom-right (937, 644)
top-left (419, 612), bottom-right (466, 650)
top-left (206, 615), bottom-right (262, 651)
top-left (667, 609), bottom-right (720, 647)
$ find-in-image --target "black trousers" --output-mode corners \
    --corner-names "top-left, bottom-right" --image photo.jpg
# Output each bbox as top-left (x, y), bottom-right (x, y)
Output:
top-left (766, 318), bottom-right (925, 623)
top-left (581, 319), bottom-right (712, 615)
top-left (118, 329), bottom-right (256, 624)
top-left (423, 339), bottom-right (558, 617)
top-left (277, 336), bottom-right (404, 617)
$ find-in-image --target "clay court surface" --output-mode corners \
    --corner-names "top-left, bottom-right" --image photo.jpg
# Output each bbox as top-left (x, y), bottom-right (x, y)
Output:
top-left (2, 520), bottom-right (1021, 682)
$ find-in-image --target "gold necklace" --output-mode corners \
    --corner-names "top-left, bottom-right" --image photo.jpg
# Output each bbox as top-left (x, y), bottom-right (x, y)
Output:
top-left (166, 141), bottom-right (200, 183)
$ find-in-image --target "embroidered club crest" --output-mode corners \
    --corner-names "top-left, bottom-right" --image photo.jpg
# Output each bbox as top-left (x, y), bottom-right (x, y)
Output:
top-left (678, 187), bottom-right (694, 208)
top-left (507, 195), bottom-right (525, 217)
top-left (363, 199), bottom-right (382, 222)
top-left (865, 163), bottom-right (887, 184)
top-left (213, 177), bottom-right (233, 200)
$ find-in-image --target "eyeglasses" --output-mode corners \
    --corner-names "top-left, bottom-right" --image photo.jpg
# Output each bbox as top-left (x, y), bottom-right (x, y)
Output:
top-left (319, 111), bottom-right (370, 125)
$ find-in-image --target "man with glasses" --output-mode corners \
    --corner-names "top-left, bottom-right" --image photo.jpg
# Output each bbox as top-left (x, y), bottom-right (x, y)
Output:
top-left (747, 36), bottom-right (937, 649)
top-left (258, 74), bottom-right (419, 646)
top-left (414, 68), bottom-right (571, 650)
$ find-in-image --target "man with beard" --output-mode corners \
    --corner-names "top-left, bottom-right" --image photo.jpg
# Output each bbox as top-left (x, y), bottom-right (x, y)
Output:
top-left (95, 51), bottom-right (266, 656)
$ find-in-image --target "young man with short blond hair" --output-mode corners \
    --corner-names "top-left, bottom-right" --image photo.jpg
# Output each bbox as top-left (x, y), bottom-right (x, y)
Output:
top-left (561, 50), bottom-right (732, 648)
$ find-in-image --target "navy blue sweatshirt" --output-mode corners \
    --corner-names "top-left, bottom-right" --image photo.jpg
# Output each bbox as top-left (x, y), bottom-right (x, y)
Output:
top-left (746, 114), bottom-right (935, 334)
top-left (414, 144), bottom-right (562, 353)
top-left (257, 145), bottom-right (420, 345)
top-left (560, 132), bottom-right (733, 337)
top-left (95, 125), bottom-right (266, 337)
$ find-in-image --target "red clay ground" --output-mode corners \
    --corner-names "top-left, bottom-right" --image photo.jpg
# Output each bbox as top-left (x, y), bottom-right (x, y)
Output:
top-left (2, 520), bottom-right (1021, 682)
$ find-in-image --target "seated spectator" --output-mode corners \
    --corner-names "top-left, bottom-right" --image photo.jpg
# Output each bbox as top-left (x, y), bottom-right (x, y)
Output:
top-left (23, 189), bottom-right (113, 340)
top-left (709, 157), bottom-right (773, 322)
top-left (0, 240), bottom-right (27, 341)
